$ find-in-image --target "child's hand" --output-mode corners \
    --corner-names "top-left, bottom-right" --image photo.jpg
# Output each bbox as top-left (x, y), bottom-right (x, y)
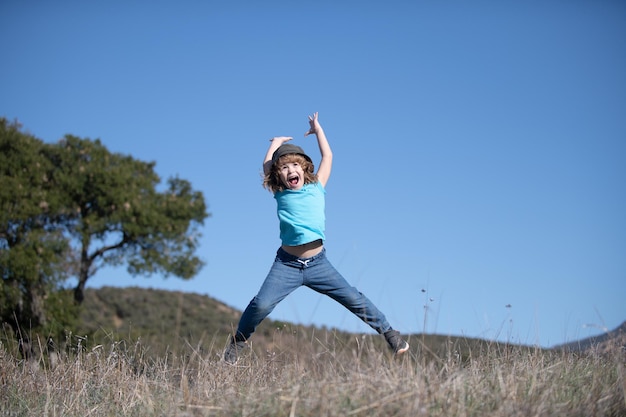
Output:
top-left (270, 136), bottom-right (293, 144)
top-left (305, 112), bottom-right (321, 137)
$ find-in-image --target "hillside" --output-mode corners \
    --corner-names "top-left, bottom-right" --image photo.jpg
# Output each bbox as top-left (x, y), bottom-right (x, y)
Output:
top-left (75, 286), bottom-right (623, 361)
top-left (554, 321), bottom-right (626, 354)
top-left (77, 286), bottom-right (346, 359)
top-left (77, 286), bottom-right (272, 357)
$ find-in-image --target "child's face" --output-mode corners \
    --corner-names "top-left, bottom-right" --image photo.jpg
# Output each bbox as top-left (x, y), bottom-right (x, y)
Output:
top-left (278, 160), bottom-right (305, 190)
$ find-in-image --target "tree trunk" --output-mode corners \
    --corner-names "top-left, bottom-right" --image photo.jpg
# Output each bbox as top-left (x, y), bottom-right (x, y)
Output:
top-left (74, 279), bottom-right (86, 304)
top-left (74, 242), bottom-right (91, 304)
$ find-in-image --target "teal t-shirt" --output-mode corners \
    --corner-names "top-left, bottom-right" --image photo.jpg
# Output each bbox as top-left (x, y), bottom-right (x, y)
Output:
top-left (274, 182), bottom-right (326, 246)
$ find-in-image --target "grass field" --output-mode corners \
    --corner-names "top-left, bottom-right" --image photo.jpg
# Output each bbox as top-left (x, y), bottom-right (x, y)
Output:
top-left (1, 329), bottom-right (624, 417)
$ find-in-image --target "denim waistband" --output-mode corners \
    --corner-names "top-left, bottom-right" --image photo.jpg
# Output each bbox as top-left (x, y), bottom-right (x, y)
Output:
top-left (276, 246), bottom-right (326, 263)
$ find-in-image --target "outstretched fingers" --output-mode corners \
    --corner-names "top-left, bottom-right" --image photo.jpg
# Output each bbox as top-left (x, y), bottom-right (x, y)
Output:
top-left (305, 112), bottom-right (320, 136)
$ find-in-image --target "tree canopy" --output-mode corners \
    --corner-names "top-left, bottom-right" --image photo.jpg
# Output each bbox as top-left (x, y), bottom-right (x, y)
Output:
top-left (0, 117), bottom-right (209, 345)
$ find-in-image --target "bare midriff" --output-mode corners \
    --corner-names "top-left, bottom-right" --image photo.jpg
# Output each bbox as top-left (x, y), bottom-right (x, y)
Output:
top-left (281, 239), bottom-right (323, 258)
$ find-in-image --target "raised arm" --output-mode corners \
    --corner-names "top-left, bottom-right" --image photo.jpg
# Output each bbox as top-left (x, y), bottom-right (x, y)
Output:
top-left (305, 112), bottom-right (333, 187)
top-left (263, 136), bottom-right (293, 175)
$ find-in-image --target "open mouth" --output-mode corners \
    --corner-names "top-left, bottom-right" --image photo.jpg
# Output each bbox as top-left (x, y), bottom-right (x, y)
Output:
top-left (288, 175), bottom-right (299, 187)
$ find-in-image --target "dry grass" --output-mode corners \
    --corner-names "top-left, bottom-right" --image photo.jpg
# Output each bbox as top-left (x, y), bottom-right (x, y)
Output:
top-left (1, 331), bottom-right (624, 417)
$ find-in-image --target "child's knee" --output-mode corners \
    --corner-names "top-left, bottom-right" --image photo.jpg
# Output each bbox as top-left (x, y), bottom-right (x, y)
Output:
top-left (250, 296), bottom-right (276, 315)
top-left (337, 289), bottom-right (367, 308)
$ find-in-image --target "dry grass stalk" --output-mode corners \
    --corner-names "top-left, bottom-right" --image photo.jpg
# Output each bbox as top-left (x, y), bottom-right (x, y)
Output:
top-left (1, 332), bottom-right (624, 417)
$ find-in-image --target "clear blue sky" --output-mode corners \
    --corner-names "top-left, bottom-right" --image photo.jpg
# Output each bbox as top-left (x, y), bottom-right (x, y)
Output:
top-left (2, 1), bottom-right (624, 348)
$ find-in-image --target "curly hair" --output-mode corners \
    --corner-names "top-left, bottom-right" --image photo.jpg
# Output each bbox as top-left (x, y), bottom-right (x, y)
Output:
top-left (263, 154), bottom-right (317, 193)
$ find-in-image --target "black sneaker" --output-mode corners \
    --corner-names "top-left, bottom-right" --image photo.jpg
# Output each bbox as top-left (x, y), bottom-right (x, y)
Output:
top-left (224, 336), bottom-right (247, 364)
top-left (384, 330), bottom-right (409, 355)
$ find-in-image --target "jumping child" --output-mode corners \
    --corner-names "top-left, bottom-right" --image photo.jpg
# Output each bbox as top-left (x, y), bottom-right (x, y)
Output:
top-left (224, 112), bottom-right (409, 363)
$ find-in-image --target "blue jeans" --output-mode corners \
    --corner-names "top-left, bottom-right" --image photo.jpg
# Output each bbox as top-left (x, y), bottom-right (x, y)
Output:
top-left (235, 247), bottom-right (392, 341)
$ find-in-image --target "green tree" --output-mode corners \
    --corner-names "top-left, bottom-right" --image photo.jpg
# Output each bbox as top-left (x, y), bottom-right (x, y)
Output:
top-left (0, 118), bottom-right (75, 353)
top-left (44, 135), bottom-right (209, 303)
top-left (1, 118), bottom-right (209, 349)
